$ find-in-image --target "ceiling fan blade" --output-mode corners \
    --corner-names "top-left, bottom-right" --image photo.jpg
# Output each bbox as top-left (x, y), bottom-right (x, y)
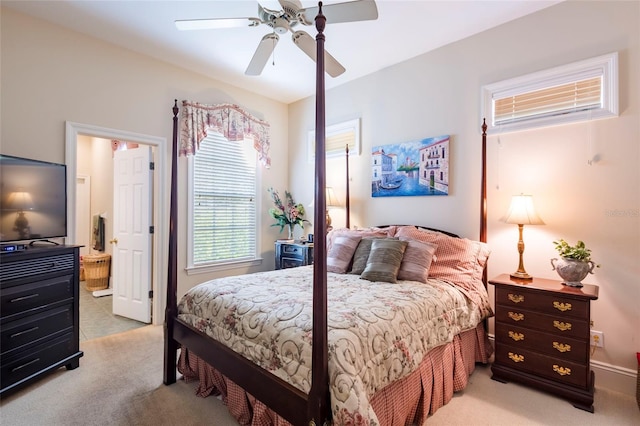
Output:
top-left (175, 17), bottom-right (260, 31)
top-left (256, 0), bottom-right (285, 16)
top-left (245, 33), bottom-right (280, 76)
top-left (300, 0), bottom-right (378, 26)
top-left (291, 31), bottom-right (346, 77)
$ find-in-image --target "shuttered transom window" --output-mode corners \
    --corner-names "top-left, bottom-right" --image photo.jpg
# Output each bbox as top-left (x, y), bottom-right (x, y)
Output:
top-left (482, 52), bottom-right (618, 134)
top-left (494, 76), bottom-right (601, 125)
top-left (190, 132), bottom-right (258, 268)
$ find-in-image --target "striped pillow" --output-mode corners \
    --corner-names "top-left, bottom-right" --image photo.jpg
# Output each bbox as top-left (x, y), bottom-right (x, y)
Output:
top-left (397, 237), bottom-right (438, 283)
top-left (326, 227), bottom-right (395, 253)
top-left (350, 237), bottom-right (398, 275)
top-left (360, 238), bottom-right (408, 283)
top-left (394, 226), bottom-right (491, 313)
top-left (327, 234), bottom-right (362, 274)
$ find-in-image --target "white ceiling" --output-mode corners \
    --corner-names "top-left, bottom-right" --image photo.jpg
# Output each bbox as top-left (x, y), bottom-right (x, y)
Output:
top-left (3, 0), bottom-right (562, 104)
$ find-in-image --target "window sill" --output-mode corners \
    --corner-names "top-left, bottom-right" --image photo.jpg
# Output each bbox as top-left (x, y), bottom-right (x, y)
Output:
top-left (186, 258), bottom-right (263, 275)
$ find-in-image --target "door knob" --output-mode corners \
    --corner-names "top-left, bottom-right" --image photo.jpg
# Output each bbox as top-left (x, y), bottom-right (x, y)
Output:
top-left (110, 238), bottom-right (118, 244)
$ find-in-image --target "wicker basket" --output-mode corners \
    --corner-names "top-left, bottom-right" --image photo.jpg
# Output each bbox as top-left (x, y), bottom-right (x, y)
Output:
top-left (84, 253), bottom-right (111, 291)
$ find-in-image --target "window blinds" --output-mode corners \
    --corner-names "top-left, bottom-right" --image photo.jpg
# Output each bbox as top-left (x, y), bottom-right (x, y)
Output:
top-left (494, 76), bottom-right (602, 125)
top-left (193, 133), bottom-right (257, 265)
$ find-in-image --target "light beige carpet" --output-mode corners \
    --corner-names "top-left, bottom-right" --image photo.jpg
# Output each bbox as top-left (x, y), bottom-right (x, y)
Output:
top-left (1, 325), bottom-right (638, 425)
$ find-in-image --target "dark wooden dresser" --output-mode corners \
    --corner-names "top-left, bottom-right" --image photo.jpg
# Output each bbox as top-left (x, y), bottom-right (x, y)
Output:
top-left (275, 241), bottom-right (314, 269)
top-left (0, 245), bottom-right (83, 396)
top-left (489, 274), bottom-right (599, 412)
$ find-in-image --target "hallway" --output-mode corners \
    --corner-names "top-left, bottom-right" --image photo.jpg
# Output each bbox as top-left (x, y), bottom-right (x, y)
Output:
top-left (78, 283), bottom-right (146, 342)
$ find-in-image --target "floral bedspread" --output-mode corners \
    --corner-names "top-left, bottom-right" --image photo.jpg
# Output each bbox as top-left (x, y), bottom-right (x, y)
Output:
top-left (177, 266), bottom-right (491, 425)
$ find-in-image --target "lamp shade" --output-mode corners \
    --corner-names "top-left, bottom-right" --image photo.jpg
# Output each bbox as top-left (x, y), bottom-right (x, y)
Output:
top-left (504, 194), bottom-right (544, 225)
top-left (6, 191), bottom-right (35, 211)
top-left (325, 187), bottom-right (340, 208)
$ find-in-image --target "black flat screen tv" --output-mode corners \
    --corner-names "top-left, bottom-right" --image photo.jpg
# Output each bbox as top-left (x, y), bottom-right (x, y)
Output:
top-left (0, 154), bottom-right (68, 243)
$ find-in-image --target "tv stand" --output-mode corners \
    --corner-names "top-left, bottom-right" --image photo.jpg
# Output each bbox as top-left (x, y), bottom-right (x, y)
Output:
top-left (0, 245), bottom-right (83, 396)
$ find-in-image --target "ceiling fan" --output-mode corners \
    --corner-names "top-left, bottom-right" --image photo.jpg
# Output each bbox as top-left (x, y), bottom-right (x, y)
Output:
top-left (175, 0), bottom-right (378, 77)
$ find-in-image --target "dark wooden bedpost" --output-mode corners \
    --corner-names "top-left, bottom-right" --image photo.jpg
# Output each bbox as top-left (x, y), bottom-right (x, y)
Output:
top-left (345, 144), bottom-right (350, 229)
top-left (163, 100), bottom-right (179, 385)
top-left (308, 2), bottom-right (330, 425)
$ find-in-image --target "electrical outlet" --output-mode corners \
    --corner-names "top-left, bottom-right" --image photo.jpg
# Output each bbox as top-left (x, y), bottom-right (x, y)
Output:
top-left (590, 330), bottom-right (604, 348)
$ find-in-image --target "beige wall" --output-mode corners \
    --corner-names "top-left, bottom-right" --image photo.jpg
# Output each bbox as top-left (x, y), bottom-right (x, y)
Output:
top-left (289, 0), bottom-right (639, 394)
top-left (0, 8), bottom-right (290, 301)
top-left (2, 0), bottom-right (638, 396)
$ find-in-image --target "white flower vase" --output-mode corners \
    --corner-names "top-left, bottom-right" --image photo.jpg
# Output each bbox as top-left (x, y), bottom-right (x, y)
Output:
top-left (287, 224), bottom-right (294, 240)
top-left (550, 257), bottom-right (596, 287)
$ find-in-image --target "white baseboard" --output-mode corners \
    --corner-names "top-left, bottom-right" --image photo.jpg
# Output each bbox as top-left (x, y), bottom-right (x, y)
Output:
top-left (487, 334), bottom-right (637, 398)
top-left (591, 359), bottom-right (637, 397)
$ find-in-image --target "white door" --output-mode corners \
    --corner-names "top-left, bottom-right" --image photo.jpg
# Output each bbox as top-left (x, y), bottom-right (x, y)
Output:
top-left (112, 147), bottom-right (152, 323)
top-left (75, 175), bottom-right (91, 258)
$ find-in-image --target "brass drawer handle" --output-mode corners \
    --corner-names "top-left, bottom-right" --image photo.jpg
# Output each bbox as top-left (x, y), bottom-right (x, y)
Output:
top-left (553, 342), bottom-right (571, 352)
top-left (553, 301), bottom-right (572, 312)
top-left (508, 312), bottom-right (524, 321)
top-left (553, 321), bottom-right (572, 331)
top-left (553, 365), bottom-right (571, 376)
top-left (508, 293), bottom-right (524, 303)
top-left (508, 331), bottom-right (525, 341)
top-left (508, 352), bottom-right (524, 363)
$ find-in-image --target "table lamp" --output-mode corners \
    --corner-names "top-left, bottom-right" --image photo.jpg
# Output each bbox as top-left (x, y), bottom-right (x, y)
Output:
top-left (325, 187), bottom-right (340, 230)
top-left (504, 194), bottom-right (544, 280)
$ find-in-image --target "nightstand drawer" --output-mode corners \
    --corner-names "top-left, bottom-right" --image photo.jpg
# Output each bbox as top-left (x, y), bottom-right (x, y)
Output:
top-left (495, 344), bottom-right (589, 389)
top-left (495, 323), bottom-right (588, 363)
top-left (281, 244), bottom-right (305, 260)
top-left (495, 307), bottom-right (589, 339)
top-left (496, 287), bottom-right (588, 319)
top-left (275, 241), bottom-right (313, 270)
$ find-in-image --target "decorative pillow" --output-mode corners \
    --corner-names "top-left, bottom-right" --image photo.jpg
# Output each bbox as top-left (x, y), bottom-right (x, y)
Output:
top-left (349, 237), bottom-right (398, 275)
top-left (397, 237), bottom-right (438, 283)
top-left (394, 226), bottom-right (492, 314)
top-left (360, 239), bottom-right (408, 283)
top-left (326, 234), bottom-right (362, 274)
top-left (326, 227), bottom-right (395, 253)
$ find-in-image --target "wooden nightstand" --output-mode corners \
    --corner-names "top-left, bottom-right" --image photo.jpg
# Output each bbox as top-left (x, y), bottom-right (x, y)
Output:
top-left (489, 274), bottom-right (599, 412)
top-left (275, 241), bottom-right (314, 270)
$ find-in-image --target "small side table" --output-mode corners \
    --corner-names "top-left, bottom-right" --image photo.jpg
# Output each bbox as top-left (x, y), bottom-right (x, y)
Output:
top-left (489, 274), bottom-right (599, 412)
top-left (275, 241), bottom-right (314, 270)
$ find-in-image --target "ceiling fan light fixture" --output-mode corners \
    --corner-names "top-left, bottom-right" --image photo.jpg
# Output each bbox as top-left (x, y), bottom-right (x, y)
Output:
top-left (272, 17), bottom-right (290, 34)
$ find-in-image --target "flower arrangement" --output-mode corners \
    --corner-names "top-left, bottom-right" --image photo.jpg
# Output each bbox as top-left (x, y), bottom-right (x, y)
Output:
top-left (268, 187), bottom-right (309, 238)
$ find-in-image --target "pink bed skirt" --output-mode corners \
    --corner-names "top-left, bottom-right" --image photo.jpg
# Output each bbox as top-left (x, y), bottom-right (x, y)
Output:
top-left (178, 323), bottom-right (493, 425)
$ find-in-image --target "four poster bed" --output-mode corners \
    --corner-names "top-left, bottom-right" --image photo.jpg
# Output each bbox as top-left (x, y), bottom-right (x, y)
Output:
top-left (163, 5), bottom-right (492, 426)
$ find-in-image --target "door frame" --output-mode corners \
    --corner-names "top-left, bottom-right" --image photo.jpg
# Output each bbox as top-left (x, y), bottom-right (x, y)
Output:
top-left (65, 122), bottom-right (167, 325)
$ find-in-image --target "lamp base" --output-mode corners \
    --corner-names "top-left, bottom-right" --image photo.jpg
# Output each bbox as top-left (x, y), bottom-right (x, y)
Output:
top-left (510, 271), bottom-right (533, 280)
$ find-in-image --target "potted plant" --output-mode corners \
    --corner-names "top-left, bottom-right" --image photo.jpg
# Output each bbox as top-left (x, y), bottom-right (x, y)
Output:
top-left (551, 239), bottom-right (599, 287)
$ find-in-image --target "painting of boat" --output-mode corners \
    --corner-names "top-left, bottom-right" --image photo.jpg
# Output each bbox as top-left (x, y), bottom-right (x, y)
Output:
top-left (371, 135), bottom-right (449, 197)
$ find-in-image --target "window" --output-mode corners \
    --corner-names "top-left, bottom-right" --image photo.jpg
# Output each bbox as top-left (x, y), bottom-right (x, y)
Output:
top-left (188, 132), bottom-right (260, 273)
top-left (482, 52), bottom-right (618, 134)
top-left (308, 118), bottom-right (360, 162)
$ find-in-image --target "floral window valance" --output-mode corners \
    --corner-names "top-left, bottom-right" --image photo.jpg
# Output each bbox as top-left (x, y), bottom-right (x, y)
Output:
top-left (180, 100), bottom-right (271, 167)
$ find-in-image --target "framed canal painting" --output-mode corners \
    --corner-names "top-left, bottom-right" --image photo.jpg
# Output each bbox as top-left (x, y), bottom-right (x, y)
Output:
top-left (371, 135), bottom-right (449, 197)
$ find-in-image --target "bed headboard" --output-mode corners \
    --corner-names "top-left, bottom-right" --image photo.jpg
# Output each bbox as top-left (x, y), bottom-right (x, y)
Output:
top-left (376, 225), bottom-right (460, 239)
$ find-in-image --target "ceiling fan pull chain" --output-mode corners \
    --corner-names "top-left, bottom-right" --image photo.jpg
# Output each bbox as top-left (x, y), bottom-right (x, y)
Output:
top-left (272, 33), bottom-right (276, 66)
